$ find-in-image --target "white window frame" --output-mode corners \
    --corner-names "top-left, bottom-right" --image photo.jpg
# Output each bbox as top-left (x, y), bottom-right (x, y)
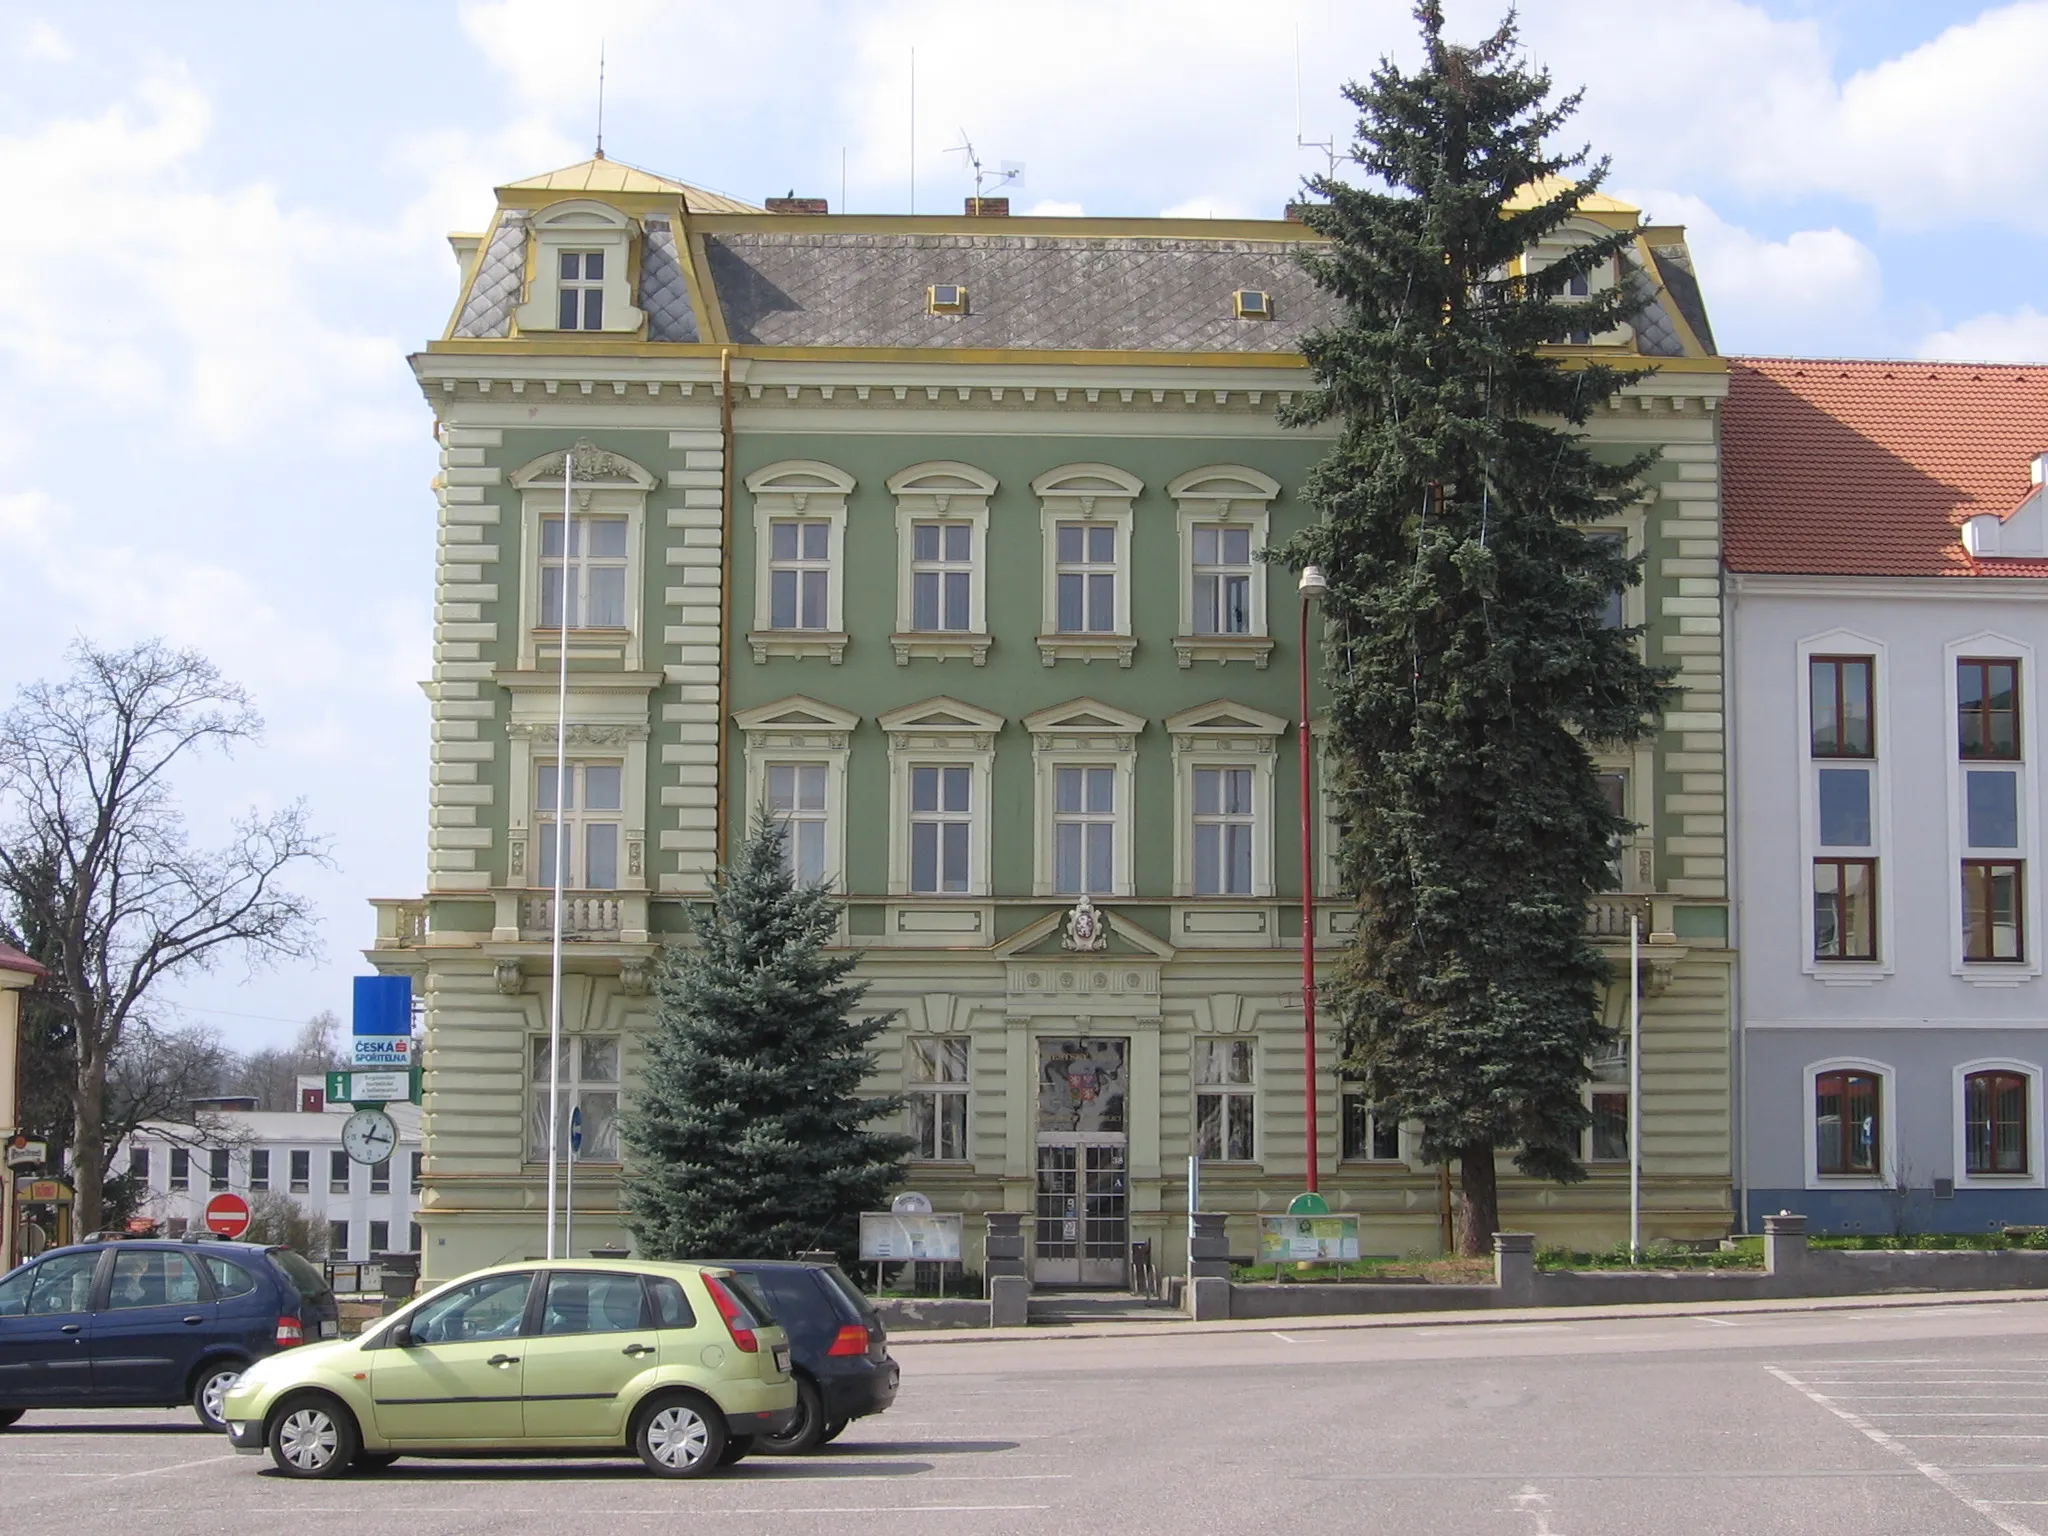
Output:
top-left (1168, 465), bottom-right (1279, 668)
top-left (527, 1032), bottom-right (624, 1167)
top-left (503, 711), bottom-right (650, 899)
top-left (537, 511), bottom-right (631, 630)
top-left (746, 461), bottom-right (854, 663)
top-left (906, 1035), bottom-right (971, 1162)
top-left (512, 200), bottom-right (645, 337)
top-left (1033, 464), bottom-right (1142, 667)
top-left (880, 697), bottom-right (1003, 898)
top-left (1192, 1036), bottom-right (1258, 1163)
top-left (553, 247), bottom-right (608, 331)
top-left (1803, 1056), bottom-right (1896, 1191)
top-left (510, 443), bottom-right (656, 673)
top-left (1339, 1089), bottom-right (1408, 1164)
top-left (1796, 631), bottom-right (1894, 983)
top-left (1521, 218), bottom-right (1629, 348)
top-left (1945, 633), bottom-right (2041, 982)
top-left (534, 758), bottom-right (627, 891)
top-left (1024, 699), bottom-right (1143, 898)
top-left (889, 462), bottom-right (995, 666)
top-left (1953, 1057), bottom-right (2045, 1190)
top-left (1167, 701), bottom-right (1286, 898)
top-left (734, 696), bottom-right (857, 892)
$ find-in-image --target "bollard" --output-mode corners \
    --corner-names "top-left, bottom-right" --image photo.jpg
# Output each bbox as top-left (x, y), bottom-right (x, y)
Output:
top-left (1762, 1210), bottom-right (1808, 1281)
top-left (1492, 1231), bottom-right (1537, 1306)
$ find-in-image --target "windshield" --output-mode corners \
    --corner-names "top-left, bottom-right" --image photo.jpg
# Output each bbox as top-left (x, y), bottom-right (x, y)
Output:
top-left (817, 1264), bottom-right (880, 1325)
top-left (267, 1247), bottom-right (332, 1306)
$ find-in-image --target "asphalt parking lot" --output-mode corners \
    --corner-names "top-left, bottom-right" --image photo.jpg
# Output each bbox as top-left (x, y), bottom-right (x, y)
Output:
top-left (9, 1300), bottom-right (2048, 1535)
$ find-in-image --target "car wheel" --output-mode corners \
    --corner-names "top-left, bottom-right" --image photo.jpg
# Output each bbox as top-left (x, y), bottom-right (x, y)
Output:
top-left (355, 1451), bottom-right (401, 1472)
top-left (192, 1364), bottom-right (244, 1434)
top-left (633, 1392), bottom-right (728, 1479)
top-left (0, 1410), bottom-right (22, 1432)
top-left (267, 1394), bottom-right (359, 1480)
top-left (718, 1434), bottom-right (755, 1466)
top-left (758, 1378), bottom-right (825, 1456)
top-left (820, 1418), bottom-right (849, 1445)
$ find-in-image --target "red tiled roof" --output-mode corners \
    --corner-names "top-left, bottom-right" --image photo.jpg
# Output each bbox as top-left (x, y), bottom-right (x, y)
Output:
top-left (0, 942), bottom-right (44, 977)
top-left (1723, 357), bottom-right (2048, 578)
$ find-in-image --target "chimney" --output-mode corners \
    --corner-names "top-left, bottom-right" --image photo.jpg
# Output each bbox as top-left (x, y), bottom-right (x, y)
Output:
top-left (765, 196), bottom-right (829, 215)
top-left (965, 197), bottom-right (1010, 216)
top-left (1284, 202), bottom-right (1323, 223)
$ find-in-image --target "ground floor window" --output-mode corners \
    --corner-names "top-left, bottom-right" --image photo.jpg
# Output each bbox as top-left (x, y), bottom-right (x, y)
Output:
top-left (1965, 1069), bottom-right (2030, 1175)
top-left (1194, 1038), bottom-right (1255, 1161)
top-left (329, 1220), bottom-right (349, 1257)
top-left (528, 1034), bottom-right (622, 1164)
top-left (1588, 1038), bottom-right (1630, 1163)
top-left (908, 1036), bottom-right (969, 1160)
top-left (1339, 1090), bottom-right (1401, 1161)
top-left (1815, 1068), bottom-right (1881, 1175)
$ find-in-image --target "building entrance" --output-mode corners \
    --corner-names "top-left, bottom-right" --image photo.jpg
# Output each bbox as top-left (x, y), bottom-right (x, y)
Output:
top-left (1033, 1038), bottom-right (1129, 1287)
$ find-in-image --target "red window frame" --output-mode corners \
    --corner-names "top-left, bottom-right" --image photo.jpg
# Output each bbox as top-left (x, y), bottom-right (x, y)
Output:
top-left (1965, 1069), bottom-right (2030, 1176)
top-left (1810, 656), bottom-right (1876, 758)
top-left (1958, 658), bottom-right (2021, 761)
top-left (1962, 861), bottom-right (2026, 963)
top-left (1815, 1069), bottom-right (1881, 1176)
top-left (1813, 857), bottom-right (1878, 961)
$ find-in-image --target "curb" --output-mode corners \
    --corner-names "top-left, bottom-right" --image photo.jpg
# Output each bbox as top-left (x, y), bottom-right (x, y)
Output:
top-left (887, 1287), bottom-right (2048, 1347)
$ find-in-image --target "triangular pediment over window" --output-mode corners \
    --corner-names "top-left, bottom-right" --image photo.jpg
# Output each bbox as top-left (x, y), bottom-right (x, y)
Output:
top-left (877, 696), bottom-right (1006, 734)
top-left (1023, 698), bottom-right (1147, 736)
top-left (733, 696), bottom-right (860, 734)
top-left (1164, 699), bottom-right (1288, 737)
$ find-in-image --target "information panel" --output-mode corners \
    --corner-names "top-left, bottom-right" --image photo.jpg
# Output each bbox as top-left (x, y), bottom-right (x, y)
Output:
top-left (859, 1211), bottom-right (964, 1262)
top-left (1257, 1214), bottom-right (1362, 1263)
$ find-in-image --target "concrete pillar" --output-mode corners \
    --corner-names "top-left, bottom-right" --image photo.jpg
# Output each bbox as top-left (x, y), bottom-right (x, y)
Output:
top-left (989, 1275), bottom-right (1030, 1327)
top-left (1493, 1231), bottom-right (1537, 1306)
top-left (1762, 1211), bottom-right (1808, 1282)
top-left (983, 1212), bottom-right (1028, 1284)
top-left (0, 947), bottom-right (47, 1271)
top-left (1188, 1275), bottom-right (1231, 1321)
top-left (1188, 1212), bottom-right (1232, 1280)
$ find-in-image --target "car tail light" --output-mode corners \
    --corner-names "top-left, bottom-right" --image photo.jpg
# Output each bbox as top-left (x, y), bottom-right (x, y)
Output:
top-left (826, 1324), bottom-right (870, 1357)
top-left (702, 1276), bottom-right (758, 1353)
top-left (275, 1315), bottom-right (304, 1347)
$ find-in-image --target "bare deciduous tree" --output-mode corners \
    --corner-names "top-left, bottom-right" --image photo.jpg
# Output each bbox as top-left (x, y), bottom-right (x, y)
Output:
top-left (231, 1009), bottom-right (348, 1111)
top-left (0, 639), bottom-right (325, 1233)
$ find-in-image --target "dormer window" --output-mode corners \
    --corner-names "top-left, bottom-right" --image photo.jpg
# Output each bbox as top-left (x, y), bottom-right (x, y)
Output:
top-left (1234, 289), bottom-right (1272, 320)
top-left (928, 284), bottom-right (967, 314)
top-left (558, 252), bottom-right (605, 330)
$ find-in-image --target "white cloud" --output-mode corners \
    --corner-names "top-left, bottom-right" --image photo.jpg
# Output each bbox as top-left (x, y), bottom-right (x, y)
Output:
top-left (18, 19), bottom-right (70, 61)
top-left (1026, 199), bottom-right (1085, 218)
top-left (1917, 307), bottom-right (2048, 365)
top-left (1158, 196), bottom-right (1253, 221)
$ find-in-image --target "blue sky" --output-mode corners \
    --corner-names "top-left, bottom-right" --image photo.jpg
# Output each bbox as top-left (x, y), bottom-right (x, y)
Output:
top-left (2, 1), bottom-right (2043, 1051)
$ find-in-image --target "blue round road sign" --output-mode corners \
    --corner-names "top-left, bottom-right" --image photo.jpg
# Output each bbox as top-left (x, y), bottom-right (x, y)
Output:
top-left (569, 1105), bottom-right (583, 1155)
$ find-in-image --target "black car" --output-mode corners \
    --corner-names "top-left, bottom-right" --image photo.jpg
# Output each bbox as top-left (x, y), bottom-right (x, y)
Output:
top-left (708, 1260), bottom-right (897, 1453)
top-left (0, 1236), bottom-right (340, 1432)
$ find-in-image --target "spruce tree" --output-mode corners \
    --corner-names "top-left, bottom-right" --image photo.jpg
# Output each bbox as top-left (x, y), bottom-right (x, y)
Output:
top-left (1278, 4), bottom-right (1675, 1253)
top-left (621, 811), bottom-right (910, 1260)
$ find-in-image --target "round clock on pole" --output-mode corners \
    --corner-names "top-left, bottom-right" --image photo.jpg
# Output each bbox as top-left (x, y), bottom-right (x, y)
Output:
top-left (341, 1108), bottom-right (399, 1166)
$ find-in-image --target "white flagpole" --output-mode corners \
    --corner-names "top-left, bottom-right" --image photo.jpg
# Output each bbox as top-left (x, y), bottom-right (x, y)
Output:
top-left (545, 450), bottom-right (573, 1261)
top-left (1629, 912), bottom-right (1642, 1263)
top-left (565, 1126), bottom-right (576, 1260)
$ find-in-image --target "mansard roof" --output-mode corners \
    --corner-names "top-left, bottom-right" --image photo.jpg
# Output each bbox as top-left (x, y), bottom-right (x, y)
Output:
top-left (1724, 357), bottom-right (2048, 579)
top-left (501, 155), bottom-right (762, 212)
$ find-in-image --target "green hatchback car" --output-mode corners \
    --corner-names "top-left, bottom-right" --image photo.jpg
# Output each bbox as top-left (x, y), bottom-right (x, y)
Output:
top-left (220, 1259), bottom-right (796, 1479)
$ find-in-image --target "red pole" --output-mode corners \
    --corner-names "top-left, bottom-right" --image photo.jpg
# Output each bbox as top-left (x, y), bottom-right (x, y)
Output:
top-left (1298, 590), bottom-right (1319, 1194)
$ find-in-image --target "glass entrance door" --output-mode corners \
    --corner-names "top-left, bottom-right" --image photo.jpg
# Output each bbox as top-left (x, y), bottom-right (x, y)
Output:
top-left (1034, 1141), bottom-right (1128, 1286)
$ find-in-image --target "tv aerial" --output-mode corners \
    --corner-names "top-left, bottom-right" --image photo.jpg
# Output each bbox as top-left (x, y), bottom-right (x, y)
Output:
top-left (948, 132), bottom-right (1024, 202)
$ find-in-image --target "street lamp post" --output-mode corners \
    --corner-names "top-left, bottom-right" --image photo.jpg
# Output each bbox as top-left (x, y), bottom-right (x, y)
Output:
top-left (1296, 565), bottom-right (1330, 1195)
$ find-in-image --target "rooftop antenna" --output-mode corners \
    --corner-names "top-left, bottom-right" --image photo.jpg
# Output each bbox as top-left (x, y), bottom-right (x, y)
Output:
top-left (947, 132), bottom-right (1023, 205)
top-left (909, 47), bottom-right (915, 214)
top-left (1294, 26), bottom-right (1337, 177)
top-left (594, 41), bottom-right (606, 159)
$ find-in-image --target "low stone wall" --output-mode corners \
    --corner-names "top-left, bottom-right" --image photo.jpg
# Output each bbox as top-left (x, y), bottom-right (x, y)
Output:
top-left (1227, 1283), bottom-right (1501, 1319)
top-left (873, 1295), bottom-right (993, 1331)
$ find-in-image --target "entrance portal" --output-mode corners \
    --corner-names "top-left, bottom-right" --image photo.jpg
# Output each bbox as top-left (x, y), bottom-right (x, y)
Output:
top-left (1033, 1038), bottom-right (1129, 1287)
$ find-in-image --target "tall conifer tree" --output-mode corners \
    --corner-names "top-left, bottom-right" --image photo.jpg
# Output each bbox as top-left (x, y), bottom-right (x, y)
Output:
top-left (621, 812), bottom-right (909, 1260)
top-left (1278, 4), bottom-right (1674, 1252)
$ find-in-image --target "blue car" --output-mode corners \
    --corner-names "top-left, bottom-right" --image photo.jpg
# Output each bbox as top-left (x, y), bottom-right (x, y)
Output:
top-left (707, 1260), bottom-right (898, 1454)
top-left (0, 1237), bottom-right (340, 1432)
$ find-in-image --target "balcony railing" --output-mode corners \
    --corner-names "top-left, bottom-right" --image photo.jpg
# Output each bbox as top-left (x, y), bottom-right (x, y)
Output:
top-left (370, 899), bottom-right (428, 949)
top-left (519, 894), bottom-right (624, 939)
top-left (1584, 893), bottom-right (1650, 939)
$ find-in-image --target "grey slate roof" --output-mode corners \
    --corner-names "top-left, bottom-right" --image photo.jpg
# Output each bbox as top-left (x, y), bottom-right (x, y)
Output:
top-left (452, 213), bottom-right (528, 339)
top-left (703, 232), bottom-right (1338, 351)
top-left (638, 216), bottom-right (699, 342)
top-left (1623, 253), bottom-right (1685, 358)
top-left (1648, 244), bottom-right (1716, 355)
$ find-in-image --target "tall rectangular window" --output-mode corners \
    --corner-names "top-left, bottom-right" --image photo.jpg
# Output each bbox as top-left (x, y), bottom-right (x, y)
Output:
top-left (128, 1146), bottom-right (150, 1183)
top-left (329, 1149), bottom-right (351, 1195)
top-left (910, 766), bottom-right (971, 894)
top-left (1193, 1039), bottom-right (1256, 1161)
top-left (370, 1158), bottom-right (391, 1195)
top-left (1959, 659), bottom-right (2021, 759)
top-left (1810, 656), bottom-right (1875, 758)
top-left (249, 1150), bottom-right (270, 1192)
top-left (410, 1151), bottom-right (424, 1193)
top-left (767, 763), bottom-right (828, 885)
top-left (910, 522), bottom-right (973, 632)
top-left (1589, 529), bottom-right (1626, 630)
top-left (536, 761), bottom-right (623, 890)
top-left (1193, 767), bottom-right (1255, 896)
top-left (1053, 766), bottom-right (1115, 896)
top-left (169, 1148), bottom-right (189, 1191)
top-left (1964, 863), bottom-right (2025, 962)
top-left (1588, 1039), bottom-right (1629, 1163)
top-left (556, 250), bottom-right (604, 330)
top-left (1815, 1069), bottom-right (1881, 1176)
top-left (1191, 525), bottom-right (1253, 635)
top-left (539, 515), bottom-right (628, 629)
top-left (369, 1220), bottom-right (390, 1254)
top-left (208, 1149), bottom-right (230, 1191)
top-left (768, 519), bottom-right (831, 630)
top-left (1966, 1070), bottom-right (2029, 1176)
top-left (1054, 522), bottom-right (1117, 633)
top-left (1340, 1091), bottom-right (1401, 1162)
top-left (1597, 771), bottom-right (1629, 889)
top-left (1814, 858), bottom-right (1878, 961)
top-left (289, 1149), bottom-right (310, 1194)
top-left (329, 1220), bottom-right (350, 1258)
top-left (908, 1037), bottom-right (969, 1161)
top-left (528, 1034), bottom-right (622, 1164)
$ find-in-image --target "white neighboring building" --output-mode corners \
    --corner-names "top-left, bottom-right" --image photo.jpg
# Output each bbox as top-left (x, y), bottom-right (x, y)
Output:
top-left (1727, 357), bottom-right (2048, 1235)
top-left (119, 1081), bottom-right (422, 1260)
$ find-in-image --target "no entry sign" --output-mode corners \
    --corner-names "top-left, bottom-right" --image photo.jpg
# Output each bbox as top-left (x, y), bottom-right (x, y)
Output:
top-left (204, 1192), bottom-right (251, 1239)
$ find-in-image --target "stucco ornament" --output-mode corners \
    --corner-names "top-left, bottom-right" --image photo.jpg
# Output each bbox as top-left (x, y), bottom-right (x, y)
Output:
top-left (1060, 894), bottom-right (1108, 953)
top-left (531, 437), bottom-right (641, 482)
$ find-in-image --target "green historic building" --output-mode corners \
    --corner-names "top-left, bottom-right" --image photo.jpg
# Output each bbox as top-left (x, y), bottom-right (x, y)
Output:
top-left (377, 157), bottom-right (1736, 1283)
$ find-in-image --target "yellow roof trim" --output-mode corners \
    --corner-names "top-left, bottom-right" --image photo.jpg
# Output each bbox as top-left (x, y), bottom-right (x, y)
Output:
top-left (499, 156), bottom-right (761, 213)
top-left (1505, 175), bottom-right (1640, 216)
top-left (688, 212), bottom-right (1323, 242)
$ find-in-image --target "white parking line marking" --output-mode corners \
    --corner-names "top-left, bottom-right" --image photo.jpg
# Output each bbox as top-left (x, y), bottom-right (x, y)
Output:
top-left (1271, 1332), bottom-right (1302, 1344)
top-left (1695, 1316), bottom-right (1739, 1328)
top-left (1768, 1366), bottom-right (2043, 1536)
top-left (20, 1453), bottom-right (240, 1501)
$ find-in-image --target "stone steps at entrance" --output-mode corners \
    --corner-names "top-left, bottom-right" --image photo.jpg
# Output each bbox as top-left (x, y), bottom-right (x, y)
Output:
top-left (1028, 1290), bottom-right (1184, 1324)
